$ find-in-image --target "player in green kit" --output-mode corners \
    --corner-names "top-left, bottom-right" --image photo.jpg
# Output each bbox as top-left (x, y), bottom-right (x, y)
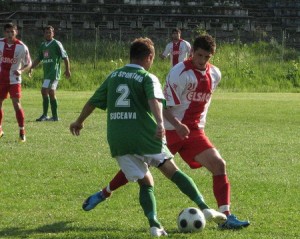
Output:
top-left (70, 37), bottom-right (226, 237)
top-left (29, 25), bottom-right (71, 121)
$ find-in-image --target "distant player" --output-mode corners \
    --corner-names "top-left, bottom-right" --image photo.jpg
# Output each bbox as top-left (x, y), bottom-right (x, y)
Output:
top-left (0, 23), bottom-right (32, 142)
top-left (160, 28), bottom-right (191, 67)
top-left (29, 25), bottom-right (71, 121)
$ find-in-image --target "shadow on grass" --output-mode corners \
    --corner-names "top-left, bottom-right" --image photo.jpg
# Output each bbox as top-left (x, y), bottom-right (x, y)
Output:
top-left (0, 221), bottom-right (126, 238)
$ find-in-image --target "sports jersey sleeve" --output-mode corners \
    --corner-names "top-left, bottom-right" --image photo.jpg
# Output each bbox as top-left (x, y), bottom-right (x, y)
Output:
top-left (185, 41), bottom-right (191, 54)
top-left (162, 42), bottom-right (172, 57)
top-left (56, 40), bottom-right (68, 59)
top-left (210, 65), bottom-right (222, 90)
top-left (22, 44), bottom-right (31, 66)
top-left (88, 79), bottom-right (108, 110)
top-left (144, 73), bottom-right (165, 100)
top-left (163, 66), bottom-right (184, 107)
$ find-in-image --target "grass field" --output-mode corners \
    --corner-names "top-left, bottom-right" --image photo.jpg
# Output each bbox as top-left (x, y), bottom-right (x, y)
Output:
top-left (0, 90), bottom-right (299, 238)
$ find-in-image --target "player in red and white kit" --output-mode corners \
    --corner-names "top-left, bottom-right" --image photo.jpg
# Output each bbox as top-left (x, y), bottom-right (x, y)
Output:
top-left (163, 34), bottom-right (250, 229)
top-left (0, 23), bottom-right (32, 142)
top-left (160, 28), bottom-right (191, 67)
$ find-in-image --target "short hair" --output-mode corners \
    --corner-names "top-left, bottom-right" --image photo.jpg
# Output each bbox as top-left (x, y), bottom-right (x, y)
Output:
top-left (193, 34), bottom-right (216, 54)
top-left (171, 28), bottom-right (181, 34)
top-left (4, 23), bottom-right (17, 31)
top-left (44, 25), bottom-right (54, 32)
top-left (130, 37), bottom-right (154, 61)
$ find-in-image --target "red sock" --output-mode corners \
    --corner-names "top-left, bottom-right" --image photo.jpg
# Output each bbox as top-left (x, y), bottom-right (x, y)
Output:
top-left (15, 109), bottom-right (25, 130)
top-left (213, 174), bottom-right (231, 215)
top-left (102, 170), bottom-right (128, 198)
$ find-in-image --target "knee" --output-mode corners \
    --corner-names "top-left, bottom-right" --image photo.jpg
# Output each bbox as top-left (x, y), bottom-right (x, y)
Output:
top-left (211, 157), bottom-right (226, 175)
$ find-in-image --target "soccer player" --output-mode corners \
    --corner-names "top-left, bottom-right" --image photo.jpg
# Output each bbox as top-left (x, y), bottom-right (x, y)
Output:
top-left (0, 23), bottom-right (32, 142)
top-left (29, 25), bottom-right (70, 121)
top-left (83, 34), bottom-right (251, 230)
top-left (160, 28), bottom-right (191, 67)
top-left (70, 37), bottom-right (226, 237)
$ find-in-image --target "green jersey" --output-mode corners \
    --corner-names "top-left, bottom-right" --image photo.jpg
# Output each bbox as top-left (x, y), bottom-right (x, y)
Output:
top-left (37, 39), bottom-right (68, 81)
top-left (89, 64), bottom-right (166, 157)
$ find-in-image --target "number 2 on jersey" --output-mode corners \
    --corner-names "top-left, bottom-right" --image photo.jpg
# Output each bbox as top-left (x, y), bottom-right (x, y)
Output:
top-left (116, 84), bottom-right (130, 107)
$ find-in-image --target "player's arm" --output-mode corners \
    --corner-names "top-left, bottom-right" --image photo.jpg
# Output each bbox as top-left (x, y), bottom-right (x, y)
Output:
top-left (63, 57), bottom-right (71, 78)
top-left (148, 98), bottom-right (165, 139)
top-left (70, 101), bottom-right (95, 136)
top-left (159, 53), bottom-right (167, 60)
top-left (163, 107), bottom-right (190, 139)
top-left (14, 48), bottom-right (32, 76)
top-left (28, 59), bottom-right (41, 78)
top-left (15, 61), bottom-right (32, 76)
top-left (163, 71), bottom-right (190, 139)
top-left (160, 44), bottom-right (170, 60)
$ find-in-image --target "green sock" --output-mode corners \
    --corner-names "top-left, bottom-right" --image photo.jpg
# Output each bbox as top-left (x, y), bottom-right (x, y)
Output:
top-left (42, 96), bottom-right (49, 116)
top-left (50, 99), bottom-right (58, 118)
top-left (171, 170), bottom-right (209, 210)
top-left (139, 184), bottom-right (161, 228)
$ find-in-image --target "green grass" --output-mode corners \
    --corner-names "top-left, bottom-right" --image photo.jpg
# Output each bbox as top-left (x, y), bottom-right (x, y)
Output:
top-left (0, 90), bottom-right (299, 238)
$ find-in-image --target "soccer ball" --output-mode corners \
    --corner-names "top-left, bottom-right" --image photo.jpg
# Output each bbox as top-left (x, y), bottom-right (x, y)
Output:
top-left (177, 207), bottom-right (206, 233)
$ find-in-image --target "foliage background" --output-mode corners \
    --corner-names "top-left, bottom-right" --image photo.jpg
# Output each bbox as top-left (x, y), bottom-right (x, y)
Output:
top-left (23, 37), bottom-right (300, 92)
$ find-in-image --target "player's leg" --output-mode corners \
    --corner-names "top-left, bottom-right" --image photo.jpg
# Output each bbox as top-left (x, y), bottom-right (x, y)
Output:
top-left (11, 97), bottom-right (25, 142)
top-left (49, 80), bottom-right (59, 121)
top-left (195, 147), bottom-right (250, 229)
top-left (10, 84), bottom-right (25, 142)
top-left (118, 155), bottom-right (167, 236)
top-left (158, 158), bottom-right (226, 224)
top-left (82, 169), bottom-right (128, 211)
top-left (36, 80), bottom-right (50, 121)
top-left (138, 173), bottom-right (167, 237)
top-left (0, 85), bottom-right (9, 137)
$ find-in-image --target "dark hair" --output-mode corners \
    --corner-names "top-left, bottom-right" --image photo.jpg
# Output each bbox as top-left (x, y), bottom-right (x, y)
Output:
top-left (193, 34), bottom-right (216, 54)
top-left (44, 25), bottom-right (54, 32)
top-left (171, 28), bottom-right (181, 34)
top-left (130, 37), bottom-right (154, 61)
top-left (4, 23), bottom-right (17, 31)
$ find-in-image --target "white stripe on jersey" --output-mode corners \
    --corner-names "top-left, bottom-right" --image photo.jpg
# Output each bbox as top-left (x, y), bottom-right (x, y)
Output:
top-left (163, 60), bottom-right (221, 130)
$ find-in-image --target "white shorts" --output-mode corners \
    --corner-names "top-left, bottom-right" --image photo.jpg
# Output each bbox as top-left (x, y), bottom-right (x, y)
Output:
top-left (115, 153), bottom-right (171, 182)
top-left (42, 79), bottom-right (59, 90)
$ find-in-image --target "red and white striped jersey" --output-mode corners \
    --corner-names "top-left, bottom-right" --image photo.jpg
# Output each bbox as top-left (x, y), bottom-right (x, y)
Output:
top-left (0, 38), bottom-right (31, 85)
top-left (163, 59), bottom-right (221, 130)
top-left (162, 39), bottom-right (191, 66)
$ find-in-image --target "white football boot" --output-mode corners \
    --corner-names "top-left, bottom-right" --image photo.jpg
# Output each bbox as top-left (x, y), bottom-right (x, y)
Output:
top-left (202, 208), bottom-right (227, 224)
top-left (150, 227), bottom-right (168, 237)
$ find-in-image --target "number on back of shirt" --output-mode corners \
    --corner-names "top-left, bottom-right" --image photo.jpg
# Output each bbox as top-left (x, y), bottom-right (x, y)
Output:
top-left (116, 84), bottom-right (130, 107)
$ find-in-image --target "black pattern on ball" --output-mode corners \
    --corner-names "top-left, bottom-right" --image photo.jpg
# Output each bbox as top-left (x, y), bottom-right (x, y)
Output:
top-left (189, 208), bottom-right (197, 214)
top-left (180, 219), bottom-right (188, 228)
top-left (194, 220), bottom-right (203, 229)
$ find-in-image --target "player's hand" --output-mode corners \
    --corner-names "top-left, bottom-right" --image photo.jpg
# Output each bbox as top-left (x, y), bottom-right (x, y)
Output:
top-left (64, 70), bottom-right (71, 79)
top-left (175, 123), bottom-right (190, 140)
top-left (70, 121), bottom-right (84, 136)
top-left (14, 70), bottom-right (22, 76)
top-left (28, 68), bottom-right (33, 78)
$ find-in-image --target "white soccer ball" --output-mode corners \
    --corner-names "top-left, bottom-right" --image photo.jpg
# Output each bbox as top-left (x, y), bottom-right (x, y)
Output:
top-left (177, 207), bottom-right (206, 233)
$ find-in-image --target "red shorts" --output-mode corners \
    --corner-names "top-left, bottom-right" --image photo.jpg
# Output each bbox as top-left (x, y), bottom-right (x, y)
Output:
top-left (0, 84), bottom-right (22, 99)
top-left (166, 129), bottom-right (214, 169)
